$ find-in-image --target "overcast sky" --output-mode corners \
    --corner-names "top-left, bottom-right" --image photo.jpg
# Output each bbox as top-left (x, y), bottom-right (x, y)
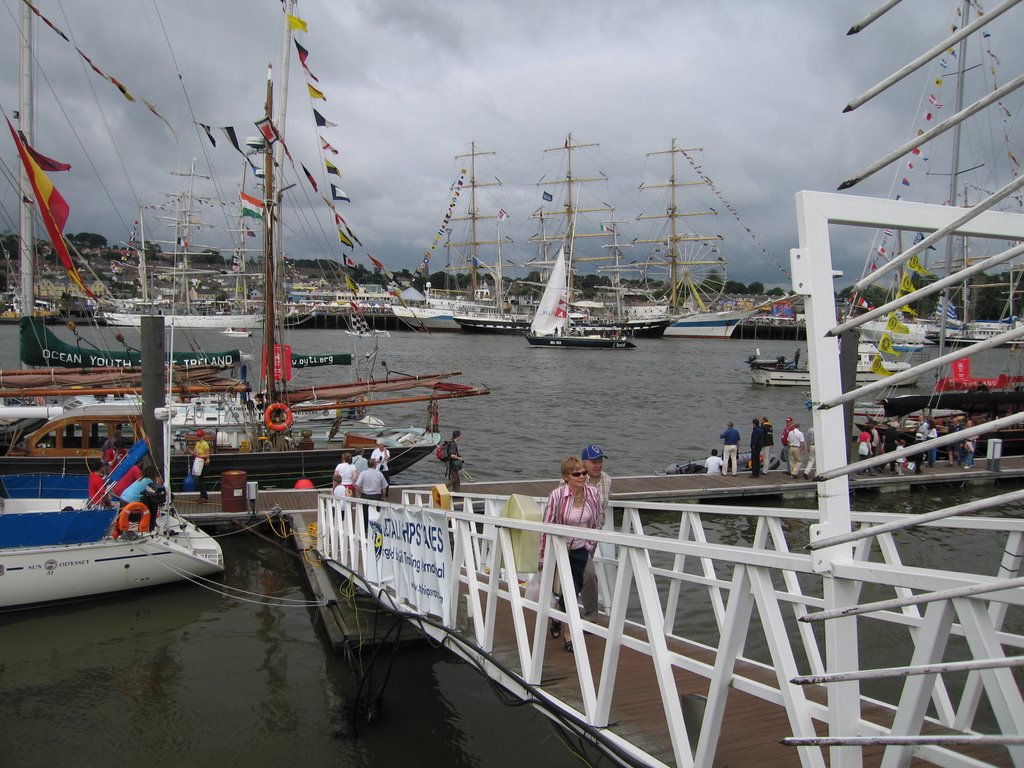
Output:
top-left (1, 0), bottom-right (1021, 293)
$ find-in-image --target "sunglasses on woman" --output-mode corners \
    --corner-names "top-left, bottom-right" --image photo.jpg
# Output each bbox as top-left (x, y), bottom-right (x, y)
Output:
top-left (568, 470), bottom-right (587, 477)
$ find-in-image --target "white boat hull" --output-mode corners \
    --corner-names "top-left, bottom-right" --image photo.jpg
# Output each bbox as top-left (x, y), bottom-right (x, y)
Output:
top-left (663, 309), bottom-right (754, 339)
top-left (751, 366), bottom-right (923, 387)
top-left (391, 306), bottom-right (459, 331)
top-left (101, 312), bottom-right (264, 330)
top-left (0, 526), bottom-right (224, 610)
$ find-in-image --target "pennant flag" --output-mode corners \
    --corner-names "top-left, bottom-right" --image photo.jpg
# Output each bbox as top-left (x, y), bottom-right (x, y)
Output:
top-left (870, 355), bottom-right (893, 377)
top-left (877, 334), bottom-right (902, 357)
top-left (301, 164), bottom-right (318, 192)
top-left (240, 192), bottom-right (265, 220)
top-left (906, 254), bottom-right (933, 276)
top-left (307, 83), bottom-right (326, 101)
top-left (331, 185), bottom-right (351, 202)
top-left (367, 254), bottom-right (393, 279)
top-left (885, 313), bottom-right (910, 335)
top-left (897, 273), bottom-right (916, 295)
top-left (497, 209), bottom-right (509, 221)
top-left (901, 178), bottom-right (911, 186)
top-left (6, 117), bottom-right (95, 299)
top-left (199, 123), bottom-right (216, 147)
top-left (344, 255), bottom-right (356, 268)
top-left (313, 109), bottom-right (337, 129)
top-left (542, 191), bottom-right (553, 201)
top-left (345, 274), bottom-right (360, 294)
top-left (325, 159), bottom-right (340, 176)
top-left (338, 229), bottom-right (354, 248)
top-left (255, 117), bottom-right (278, 145)
top-left (287, 13), bottom-right (308, 32)
top-left (295, 40), bottom-right (311, 65)
top-left (245, 228), bottom-right (256, 238)
top-left (321, 136), bottom-right (339, 155)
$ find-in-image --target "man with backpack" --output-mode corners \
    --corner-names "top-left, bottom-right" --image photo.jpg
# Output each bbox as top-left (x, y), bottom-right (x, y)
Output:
top-left (442, 430), bottom-right (463, 491)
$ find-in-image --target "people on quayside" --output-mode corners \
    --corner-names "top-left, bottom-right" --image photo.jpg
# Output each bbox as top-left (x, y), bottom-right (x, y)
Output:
top-left (354, 456), bottom-right (388, 526)
top-left (719, 421), bottom-right (740, 476)
top-left (370, 439), bottom-right (391, 497)
top-left (580, 444), bottom-right (610, 616)
top-left (759, 416), bottom-right (774, 472)
top-left (444, 430), bottom-right (463, 492)
top-left (779, 417), bottom-right (796, 473)
top-left (190, 429), bottom-right (211, 503)
top-left (703, 449), bottom-right (724, 474)
top-left (786, 422), bottom-right (806, 479)
top-left (332, 452), bottom-right (358, 497)
top-left (539, 455), bottom-right (601, 654)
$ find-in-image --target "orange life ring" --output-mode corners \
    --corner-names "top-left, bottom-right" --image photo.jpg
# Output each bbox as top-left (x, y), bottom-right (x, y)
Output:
top-left (264, 403), bottom-right (293, 432)
top-left (114, 502), bottom-right (151, 538)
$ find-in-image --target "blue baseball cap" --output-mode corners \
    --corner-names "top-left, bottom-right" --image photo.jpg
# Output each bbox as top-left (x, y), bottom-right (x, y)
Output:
top-left (581, 444), bottom-right (606, 461)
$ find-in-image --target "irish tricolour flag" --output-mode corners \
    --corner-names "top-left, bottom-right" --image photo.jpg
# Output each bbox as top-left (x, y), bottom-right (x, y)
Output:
top-left (240, 192), bottom-right (265, 220)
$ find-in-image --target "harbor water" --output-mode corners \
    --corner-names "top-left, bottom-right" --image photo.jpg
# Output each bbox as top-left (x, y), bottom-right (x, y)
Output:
top-left (2, 324), bottom-right (1021, 765)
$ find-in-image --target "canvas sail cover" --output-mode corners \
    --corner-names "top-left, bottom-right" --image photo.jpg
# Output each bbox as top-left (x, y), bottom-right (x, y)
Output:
top-left (529, 247), bottom-right (569, 336)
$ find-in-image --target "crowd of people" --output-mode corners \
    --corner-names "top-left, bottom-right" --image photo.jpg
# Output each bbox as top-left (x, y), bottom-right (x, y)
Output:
top-left (703, 413), bottom-right (981, 480)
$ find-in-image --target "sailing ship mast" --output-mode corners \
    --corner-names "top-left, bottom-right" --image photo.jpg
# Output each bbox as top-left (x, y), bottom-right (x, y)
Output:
top-left (636, 139), bottom-right (722, 312)
top-left (448, 142), bottom-right (499, 298)
top-left (17, 1), bottom-right (33, 358)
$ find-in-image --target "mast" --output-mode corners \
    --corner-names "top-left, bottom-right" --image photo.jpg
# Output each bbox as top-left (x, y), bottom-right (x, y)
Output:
top-left (261, 65), bottom-right (277, 405)
top-left (636, 139), bottom-right (721, 312)
top-left (449, 142), bottom-right (498, 297)
top-left (18, 1), bottom-right (34, 346)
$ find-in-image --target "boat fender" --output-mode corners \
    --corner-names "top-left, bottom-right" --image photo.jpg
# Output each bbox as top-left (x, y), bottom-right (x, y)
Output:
top-left (114, 502), bottom-right (151, 539)
top-left (264, 403), bottom-right (294, 432)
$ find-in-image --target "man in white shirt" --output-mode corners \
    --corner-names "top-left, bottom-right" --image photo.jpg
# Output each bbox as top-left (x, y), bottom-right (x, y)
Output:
top-left (354, 457), bottom-right (389, 527)
top-left (787, 424), bottom-right (807, 478)
top-left (370, 439), bottom-right (391, 497)
top-left (704, 449), bottom-right (724, 475)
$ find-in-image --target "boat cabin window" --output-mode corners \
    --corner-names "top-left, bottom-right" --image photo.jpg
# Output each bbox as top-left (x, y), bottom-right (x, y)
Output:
top-left (35, 428), bottom-right (58, 450)
top-left (63, 422), bottom-right (85, 449)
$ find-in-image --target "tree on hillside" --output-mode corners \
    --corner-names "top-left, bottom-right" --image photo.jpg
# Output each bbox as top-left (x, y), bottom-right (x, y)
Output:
top-left (68, 232), bottom-right (108, 249)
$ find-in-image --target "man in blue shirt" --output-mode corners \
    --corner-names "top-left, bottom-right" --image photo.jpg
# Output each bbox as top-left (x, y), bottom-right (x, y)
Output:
top-left (720, 421), bottom-right (741, 476)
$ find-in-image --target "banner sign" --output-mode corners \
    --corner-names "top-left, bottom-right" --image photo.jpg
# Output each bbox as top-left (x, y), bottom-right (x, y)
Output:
top-left (365, 505), bottom-right (453, 624)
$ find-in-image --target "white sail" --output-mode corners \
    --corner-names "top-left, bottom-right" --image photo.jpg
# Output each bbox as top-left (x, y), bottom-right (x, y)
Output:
top-left (529, 248), bottom-right (569, 336)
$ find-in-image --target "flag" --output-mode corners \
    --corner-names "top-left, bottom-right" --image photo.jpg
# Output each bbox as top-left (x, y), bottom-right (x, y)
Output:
top-left (877, 334), bottom-right (902, 357)
top-left (497, 209), bottom-right (508, 221)
top-left (199, 123), bottom-right (216, 147)
top-left (307, 83), bottom-right (325, 101)
top-left (325, 159), bottom-right (340, 176)
top-left (18, 133), bottom-right (71, 171)
top-left (255, 117), bottom-right (278, 144)
top-left (343, 255), bottom-right (356, 268)
top-left (885, 313), bottom-right (910, 334)
top-left (245, 228), bottom-right (256, 238)
top-left (313, 109), bottom-right (337, 128)
top-left (344, 274), bottom-right (359, 294)
top-left (338, 229), bottom-right (353, 248)
top-left (295, 40), bottom-right (311, 65)
top-left (240, 192), bottom-right (265, 220)
top-left (907, 254), bottom-right (933, 276)
top-left (897, 273), bottom-right (916, 295)
top-left (542, 191), bottom-right (553, 201)
top-left (870, 355), bottom-right (893, 377)
top-left (5, 117), bottom-right (95, 299)
top-left (901, 178), bottom-right (911, 186)
top-left (301, 164), bottom-right (318, 192)
top-left (287, 13), bottom-right (308, 32)
top-left (367, 254), bottom-right (393, 279)
top-left (331, 185), bottom-right (350, 202)
top-left (321, 136), bottom-right (339, 155)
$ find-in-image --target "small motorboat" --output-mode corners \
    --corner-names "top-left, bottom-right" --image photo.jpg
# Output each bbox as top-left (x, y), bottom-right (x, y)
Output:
top-left (222, 327), bottom-right (252, 338)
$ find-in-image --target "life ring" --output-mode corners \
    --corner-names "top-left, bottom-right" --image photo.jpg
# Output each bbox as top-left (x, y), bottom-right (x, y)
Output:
top-left (264, 403), bottom-right (293, 432)
top-left (114, 502), bottom-right (151, 538)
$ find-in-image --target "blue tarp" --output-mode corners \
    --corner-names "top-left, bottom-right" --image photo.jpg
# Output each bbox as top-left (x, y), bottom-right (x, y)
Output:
top-left (0, 508), bottom-right (118, 548)
top-left (1, 474), bottom-right (90, 499)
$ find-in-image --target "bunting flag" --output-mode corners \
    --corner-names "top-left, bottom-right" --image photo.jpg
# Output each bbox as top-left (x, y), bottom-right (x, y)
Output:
top-left (199, 123), bottom-right (217, 147)
top-left (255, 117), bottom-right (279, 145)
top-left (338, 229), bottom-right (353, 248)
top-left (870, 355), bottom-right (893, 377)
top-left (906, 254), bottom-right (933, 276)
top-left (344, 255), bottom-right (356, 268)
top-left (287, 13), bottom-right (308, 32)
top-left (325, 159), bottom-right (340, 176)
top-left (419, 169), bottom-right (467, 273)
top-left (320, 136), bottom-right (339, 155)
top-left (344, 274), bottom-right (359, 294)
top-left (885, 313), bottom-right (910, 335)
top-left (313, 109), bottom-right (337, 129)
top-left (301, 164), bottom-right (318, 192)
top-left (5, 117), bottom-right (95, 299)
top-left (877, 334), bottom-right (902, 357)
top-left (307, 83), bottom-right (326, 101)
top-left (367, 253), bottom-right (394, 280)
top-left (240, 192), bottom-right (265, 220)
top-left (497, 209), bottom-right (509, 221)
top-left (542, 191), bottom-right (553, 202)
top-left (294, 40), bottom-right (319, 82)
top-left (17, 132), bottom-right (71, 171)
top-left (896, 273), bottom-right (916, 296)
top-left (331, 185), bottom-right (350, 202)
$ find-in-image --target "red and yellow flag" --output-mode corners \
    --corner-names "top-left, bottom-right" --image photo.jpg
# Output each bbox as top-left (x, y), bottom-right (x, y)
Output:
top-left (5, 118), bottom-right (95, 299)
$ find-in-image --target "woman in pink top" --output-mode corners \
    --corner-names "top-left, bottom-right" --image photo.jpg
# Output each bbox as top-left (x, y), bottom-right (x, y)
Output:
top-left (538, 455), bottom-right (601, 652)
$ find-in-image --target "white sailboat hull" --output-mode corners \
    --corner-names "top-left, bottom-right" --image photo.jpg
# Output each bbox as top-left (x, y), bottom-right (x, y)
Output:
top-left (101, 312), bottom-right (264, 330)
top-left (664, 309), bottom-right (754, 339)
top-left (0, 527), bottom-right (224, 610)
top-left (391, 305), bottom-right (459, 331)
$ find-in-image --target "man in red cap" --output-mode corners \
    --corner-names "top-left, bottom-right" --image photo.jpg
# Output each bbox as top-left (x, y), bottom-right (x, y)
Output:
top-left (191, 430), bottom-right (211, 502)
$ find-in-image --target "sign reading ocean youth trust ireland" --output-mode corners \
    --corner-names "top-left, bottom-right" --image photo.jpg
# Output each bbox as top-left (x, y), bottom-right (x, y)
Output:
top-left (365, 505), bottom-right (453, 624)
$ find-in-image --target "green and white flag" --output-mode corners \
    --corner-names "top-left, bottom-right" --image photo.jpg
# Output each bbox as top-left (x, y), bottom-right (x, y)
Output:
top-left (240, 192), bottom-right (264, 220)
